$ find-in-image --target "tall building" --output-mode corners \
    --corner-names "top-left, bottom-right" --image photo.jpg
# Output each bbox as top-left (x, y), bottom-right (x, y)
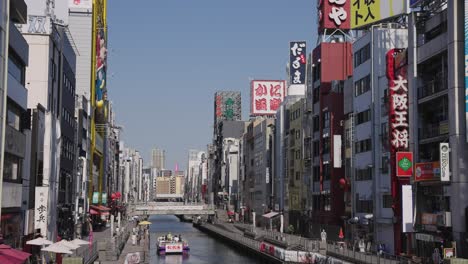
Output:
top-left (151, 148), bottom-right (165, 170)
top-left (0, 0), bottom-right (29, 248)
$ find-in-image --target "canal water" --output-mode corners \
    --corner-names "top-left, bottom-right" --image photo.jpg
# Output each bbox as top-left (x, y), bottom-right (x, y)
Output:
top-left (148, 215), bottom-right (262, 264)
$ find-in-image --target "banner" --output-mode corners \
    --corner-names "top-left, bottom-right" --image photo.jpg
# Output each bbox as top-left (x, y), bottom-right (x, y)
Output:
top-left (414, 162), bottom-right (440, 182)
top-left (396, 152), bottom-right (413, 177)
top-left (440, 143), bottom-right (450, 182)
top-left (351, 0), bottom-right (407, 29)
top-left (34, 187), bottom-right (49, 237)
top-left (289, 41), bottom-right (307, 85)
top-left (401, 185), bottom-right (414, 232)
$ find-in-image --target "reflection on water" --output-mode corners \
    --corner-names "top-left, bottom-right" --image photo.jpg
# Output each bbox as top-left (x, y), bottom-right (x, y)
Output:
top-left (148, 215), bottom-right (261, 264)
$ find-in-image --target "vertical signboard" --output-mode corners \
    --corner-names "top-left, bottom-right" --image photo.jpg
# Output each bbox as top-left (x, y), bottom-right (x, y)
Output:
top-left (333, 135), bottom-right (342, 168)
top-left (401, 185), bottom-right (414, 233)
top-left (396, 152), bottom-right (413, 177)
top-left (317, 0), bottom-right (351, 30)
top-left (289, 42), bottom-right (307, 85)
top-left (214, 91), bottom-right (242, 124)
top-left (34, 187), bottom-right (49, 237)
top-left (440, 143), bottom-right (450, 182)
top-left (465, 0), bottom-right (468, 142)
top-left (251, 80), bottom-right (286, 116)
top-left (350, 0), bottom-right (407, 29)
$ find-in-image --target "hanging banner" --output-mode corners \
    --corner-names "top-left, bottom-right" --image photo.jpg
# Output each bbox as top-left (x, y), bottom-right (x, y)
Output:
top-left (34, 187), bottom-right (49, 237)
top-left (440, 143), bottom-right (450, 182)
top-left (289, 41), bottom-right (307, 85)
top-left (396, 152), bottom-right (413, 177)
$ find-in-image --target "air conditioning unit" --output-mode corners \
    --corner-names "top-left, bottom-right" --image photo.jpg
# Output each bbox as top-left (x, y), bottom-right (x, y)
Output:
top-left (436, 212), bottom-right (451, 227)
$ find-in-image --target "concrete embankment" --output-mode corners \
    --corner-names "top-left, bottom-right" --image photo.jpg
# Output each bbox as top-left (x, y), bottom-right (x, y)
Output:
top-left (196, 223), bottom-right (352, 264)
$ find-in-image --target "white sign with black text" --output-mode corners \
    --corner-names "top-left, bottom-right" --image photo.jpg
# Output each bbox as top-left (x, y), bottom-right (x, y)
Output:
top-left (440, 143), bottom-right (450, 182)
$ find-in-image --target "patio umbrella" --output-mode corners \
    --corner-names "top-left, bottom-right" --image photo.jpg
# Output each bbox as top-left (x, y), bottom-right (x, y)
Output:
top-left (138, 221), bottom-right (151, 226)
top-left (71, 238), bottom-right (90, 246)
top-left (56, 240), bottom-right (80, 250)
top-left (0, 244), bottom-right (32, 264)
top-left (26, 237), bottom-right (53, 246)
top-left (41, 244), bottom-right (73, 255)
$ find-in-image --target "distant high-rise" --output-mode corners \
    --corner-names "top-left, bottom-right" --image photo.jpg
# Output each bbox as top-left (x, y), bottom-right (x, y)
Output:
top-left (151, 148), bottom-right (166, 170)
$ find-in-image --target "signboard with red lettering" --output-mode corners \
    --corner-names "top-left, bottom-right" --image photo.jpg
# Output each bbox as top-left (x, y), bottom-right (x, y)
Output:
top-left (165, 243), bottom-right (183, 253)
top-left (396, 152), bottom-right (413, 177)
top-left (414, 162), bottom-right (440, 182)
top-left (251, 80), bottom-right (286, 116)
top-left (317, 0), bottom-right (351, 30)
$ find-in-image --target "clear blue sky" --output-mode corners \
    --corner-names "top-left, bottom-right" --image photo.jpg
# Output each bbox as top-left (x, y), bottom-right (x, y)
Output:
top-left (107, 0), bottom-right (317, 170)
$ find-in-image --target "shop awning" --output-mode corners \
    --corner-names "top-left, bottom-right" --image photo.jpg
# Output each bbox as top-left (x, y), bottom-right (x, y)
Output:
top-left (90, 209), bottom-right (99, 215)
top-left (262, 212), bottom-right (279, 219)
top-left (0, 244), bottom-right (31, 264)
top-left (90, 205), bottom-right (111, 211)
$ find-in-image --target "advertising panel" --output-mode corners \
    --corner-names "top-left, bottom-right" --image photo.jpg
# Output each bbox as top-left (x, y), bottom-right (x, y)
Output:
top-left (465, 0), bottom-right (468, 143)
top-left (165, 244), bottom-right (183, 253)
top-left (34, 187), bottom-right (49, 237)
top-left (396, 152), bottom-right (413, 177)
top-left (69, 0), bottom-right (92, 9)
top-left (250, 80), bottom-right (286, 116)
top-left (440, 143), bottom-right (450, 182)
top-left (289, 42), bottom-right (307, 85)
top-left (402, 185), bottom-right (414, 232)
top-left (351, 0), bottom-right (407, 29)
top-left (214, 91), bottom-right (242, 123)
top-left (92, 192), bottom-right (99, 204)
top-left (421, 213), bottom-right (438, 225)
top-left (317, 0), bottom-right (351, 30)
top-left (124, 252), bottom-right (141, 264)
top-left (333, 135), bottom-right (342, 168)
top-left (414, 162), bottom-right (440, 182)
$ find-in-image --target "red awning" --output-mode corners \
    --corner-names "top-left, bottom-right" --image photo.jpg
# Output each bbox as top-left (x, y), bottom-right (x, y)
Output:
top-left (98, 205), bottom-right (110, 211)
top-left (90, 209), bottom-right (99, 215)
top-left (0, 244), bottom-right (31, 264)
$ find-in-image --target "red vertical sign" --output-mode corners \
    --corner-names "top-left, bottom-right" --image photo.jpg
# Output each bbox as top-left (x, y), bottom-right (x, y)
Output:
top-left (396, 152), bottom-right (413, 177)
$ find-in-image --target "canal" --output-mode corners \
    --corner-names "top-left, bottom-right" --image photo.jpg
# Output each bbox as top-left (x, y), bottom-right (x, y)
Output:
top-left (148, 215), bottom-right (262, 264)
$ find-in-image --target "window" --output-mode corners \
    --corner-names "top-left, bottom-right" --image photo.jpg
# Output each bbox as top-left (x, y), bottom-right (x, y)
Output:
top-left (381, 156), bottom-right (389, 174)
top-left (324, 195), bottom-right (331, 211)
top-left (313, 166), bottom-right (320, 182)
top-left (383, 194), bottom-right (393, 208)
top-left (381, 122), bottom-right (389, 152)
top-left (355, 167), bottom-right (372, 181)
top-left (4, 153), bottom-right (21, 181)
top-left (295, 150), bottom-right (301, 159)
top-left (313, 195), bottom-right (321, 211)
top-left (7, 104), bottom-right (21, 130)
top-left (356, 199), bottom-right (373, 213)
top-left (313, 63), bottom-right (321, 81)
top-left (313, 116), bottom-right (319, 132)
top-left (356, 109), bottom-right (371, 125)
top-left (313, 87), bottom-right (320, 104)
top-left (295, 171), bottom-right (300, 181)
top-left (323, 137), bottom-right (330, 154)
top-left (345, 128), bottom-right (352, 148)
top-left (354, 75), bottom-right (371, 96)
top-left (355, 138), bottom-right (372, 153)
top-left (322, 111), bottom-right (330, 129)
top-left (323, 164), bottom-right (331, 181)
top-left (354, 44), bottom-right (370, 68)
top-left (313, 141), bottom-right (319, 157)
top-left (8, 53), bottom-right (25, 85)
top-left (381, 89), bottom-right (389, 116)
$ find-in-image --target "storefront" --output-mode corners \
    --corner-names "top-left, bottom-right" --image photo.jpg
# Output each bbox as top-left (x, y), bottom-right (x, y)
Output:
top-left (1, 209), bottom-right (23, 248)
top-left (89, 205), bottom-right (111, 229)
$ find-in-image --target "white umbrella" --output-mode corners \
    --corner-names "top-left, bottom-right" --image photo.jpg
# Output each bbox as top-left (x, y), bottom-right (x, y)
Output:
top-left (26, 237), bottom-right (53, 246)
top-left (41, 244), bottom-right (73, 254)
top-left (71, 238), bottom-right (90, 245)
top-left (56, 240), bottom-right (80, 250)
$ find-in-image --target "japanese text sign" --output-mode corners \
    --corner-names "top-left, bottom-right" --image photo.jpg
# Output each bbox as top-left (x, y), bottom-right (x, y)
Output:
top-left (165, 244), bottom-right (182, 253)
top-left (396, 152), bottom-right (413, 177)
top-left (317, 0), bottom-right (351, 30)
top-left (289, 42), bottom-right (307, 85)
top-left (351, 0), bottom-right (407, 29)
top-left (251, 80), bottom-right (286, 116)
top-left (34, 186), bottom-right (49, 237)
top-left (414, 162), bottom-right (440, 182)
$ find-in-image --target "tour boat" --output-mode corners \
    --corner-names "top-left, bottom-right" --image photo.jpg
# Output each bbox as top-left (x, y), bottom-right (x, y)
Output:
top-left (156, 235), bottom-right (189, 255)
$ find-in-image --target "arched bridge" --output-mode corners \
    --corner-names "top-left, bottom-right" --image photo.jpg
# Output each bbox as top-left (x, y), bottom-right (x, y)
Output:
top-left (131, 202), bottom-right (215, 216)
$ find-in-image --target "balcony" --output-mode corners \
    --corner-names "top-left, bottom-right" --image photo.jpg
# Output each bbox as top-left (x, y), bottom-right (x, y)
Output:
top-left (418, 74), bottom-right (447, 100)
top-left (419, 121), bottom-right (449, 140)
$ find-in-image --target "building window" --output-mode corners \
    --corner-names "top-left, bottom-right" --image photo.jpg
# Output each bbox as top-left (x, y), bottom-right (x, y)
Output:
top-left (354, 44), bottom-right (370, 68)
top-left (7, 104), bottom-right (21, 130)
top-left (382, 194), bottom-right (393, 208)
top-left (313, 141), bottom-right (319, 157)
top-left (4, 153), bottom-right (21, 182)
top-left (381, 122), bottom-right (389, 152)
top-left (324, 195), bottom-right (331, 211)
top-left (8, 52), bottom-right (25, 85)
top-left (356, 199), bottom-right (373, 213)
top-left (313, 115), bottom-right (319, 132)
top-left (355, 138), bottom-right (372, 153)
top-left (313, 87), bottom-right (320, 104)
top-left (313, 195), bottom-right (321, 211)
top-left (356, 109), bottom-right (371, 125)
top-left (355, 167), bottom-right (372, 181)
top-left (354, 75), bottom-right (371, 96)
top-left (313, 166), bottom-right (320, 182)
top-left (345, 128), bottom-right (352, 148)
top-left (295, 150), bottom-right (301, 159)
top-left (381, 156), bottom-right (389, 174)
top-left (323, 164), bottom-right (331, 181)
top-left (296, 171), bottom-right (300, 181)
top-left (323, 137), bottom-right (330, 154)
top-left (322, 111), bottom-right (330, 129)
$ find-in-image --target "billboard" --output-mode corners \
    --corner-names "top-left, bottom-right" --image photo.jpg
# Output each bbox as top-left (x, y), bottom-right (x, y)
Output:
top-left (414, 162), bottom-right (440, 182)
top-left (34, 187), bottom-right (49, 237)
top-left (440, 143), bottom-right (450, 182)
top-left (465, 0), bottom-right (468, 143)
top-left (69, 0), bottom-right (92, 9)
top-left (396, 152), bottom-right (413, 177)
top-left (351, 0), bottom-right (407, 29)
top-left (214, 91), bottom-right (242, 124)
top-left (289, 41), bottom-right (307, 85)
top-left (401, 185), bottom-right (414, 233)
top-left (250, 80), bottom-right (286, 116)
top-left (317, 0), bottom-right (351, 30)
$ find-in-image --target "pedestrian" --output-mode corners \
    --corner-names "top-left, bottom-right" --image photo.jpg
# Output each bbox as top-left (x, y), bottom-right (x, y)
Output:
top-left (137, 233), bottom-right (141, 246)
